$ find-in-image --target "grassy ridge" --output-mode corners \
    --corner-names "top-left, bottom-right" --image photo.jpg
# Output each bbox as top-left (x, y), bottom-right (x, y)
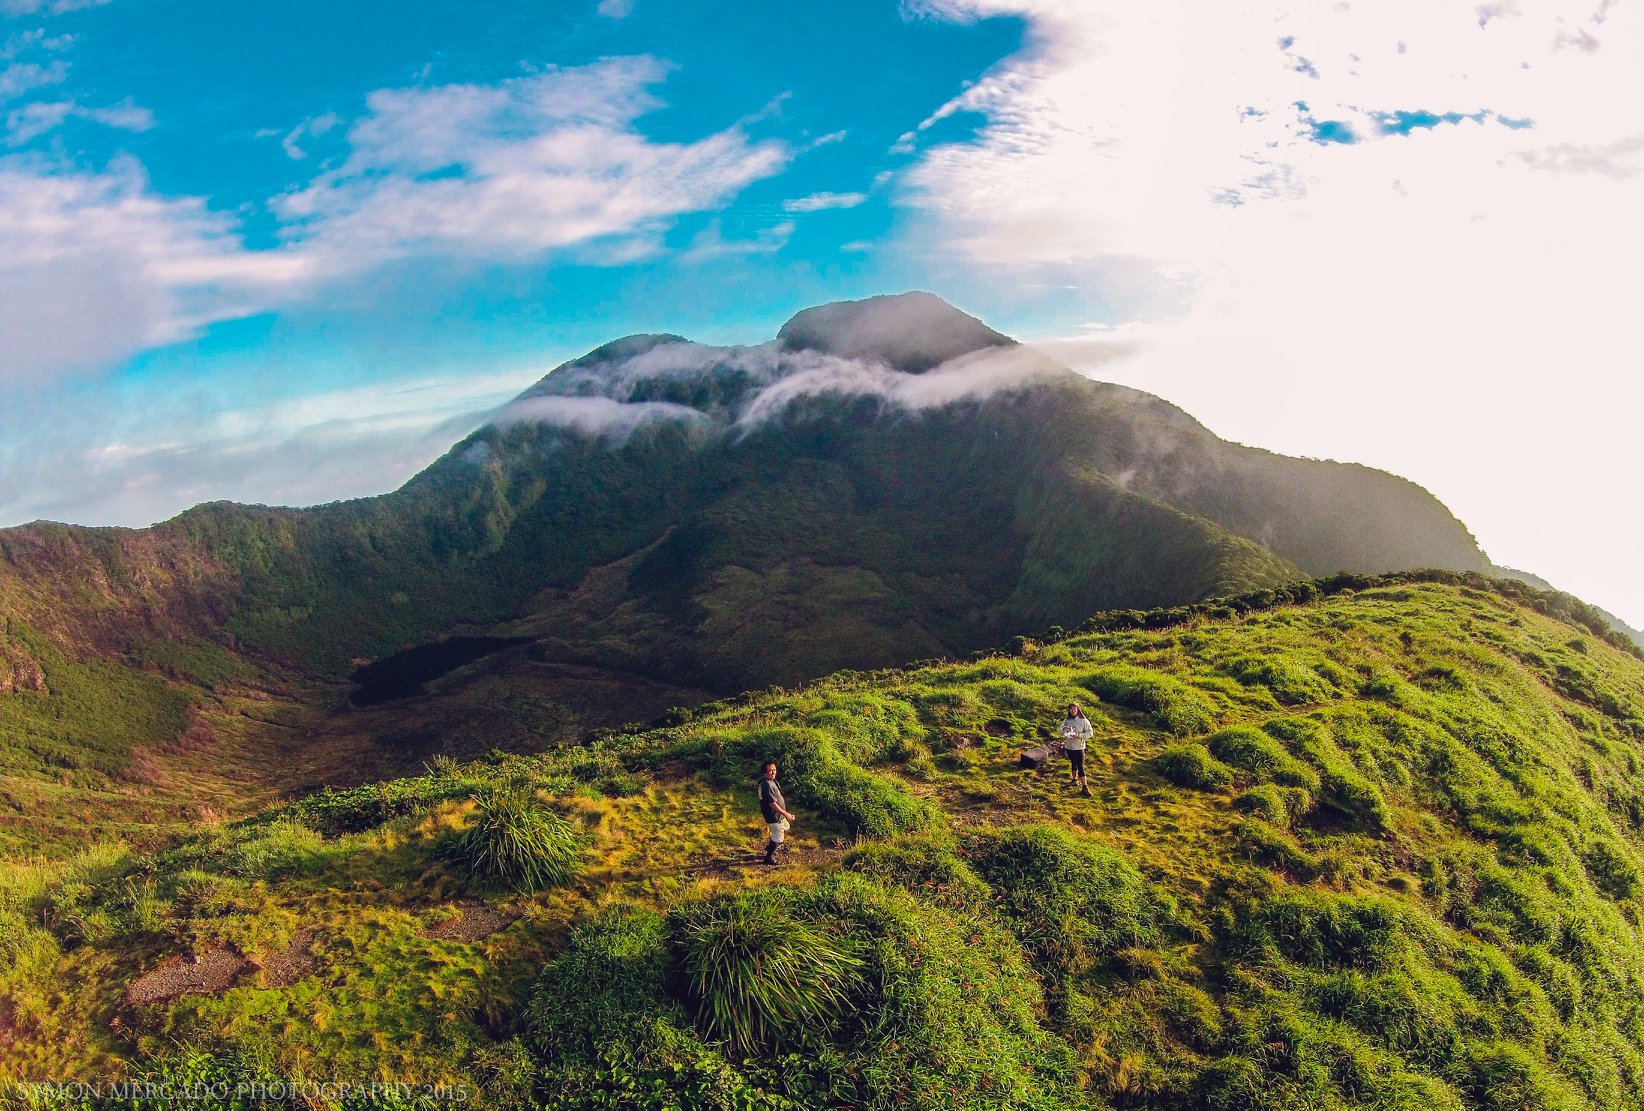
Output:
top-left (3, 575), bottom-right (1643, 1108)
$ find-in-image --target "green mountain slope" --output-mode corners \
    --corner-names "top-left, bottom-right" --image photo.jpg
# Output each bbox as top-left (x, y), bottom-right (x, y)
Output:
top-left (0, 292), bottom-right (1497, 834)
top-left (161, 293), bottom-right (1485, 686)
top-left (3, 573), bottom-right (1642, 1109)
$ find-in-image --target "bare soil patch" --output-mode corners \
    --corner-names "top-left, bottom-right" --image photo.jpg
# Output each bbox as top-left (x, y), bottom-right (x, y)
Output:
top-left (258, 931), bottom-right (318, 988)
top-left (125, 948), bottom-right (250, 1006)
top-left (419, 900), bottom-right (518, 943)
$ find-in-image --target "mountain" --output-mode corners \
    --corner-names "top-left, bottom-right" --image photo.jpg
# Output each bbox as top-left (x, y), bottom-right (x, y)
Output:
top-left (0, 292), bottom-right (1511, 843)
top-left (5, 573), bottom-right (1644, 1110)
top-left (166, 291), bottom-right (1489, 686)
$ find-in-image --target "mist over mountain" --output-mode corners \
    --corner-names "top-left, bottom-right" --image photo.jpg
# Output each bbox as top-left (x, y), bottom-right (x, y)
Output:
top-left (0, 292), bottom-right (1517, 797)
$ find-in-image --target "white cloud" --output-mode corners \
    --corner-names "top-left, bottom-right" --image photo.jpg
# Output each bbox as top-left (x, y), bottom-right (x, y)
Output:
top-left (902, 0), bottom-right (1644, 621)
top-left (275, 57), bottom-right (789, 272)
top-left (0, 367), bottom-right (536, 527)
top-left (680, 216), bottom-right (794, 261)
top-left (0, 59), bottom-right (65, 99)
top-left (782, 190), bottom-right (868, 212)
top-left (493, 394), bottom-right (709, 440)
top-left (0, 0), bottom-right (110, 15)
top-left (279, 111), bottom-right (339, 160)
top-left (0, 159), bottom-right (310, 384)
top-left (531, 333), bottom-right (1064, 429)
top-left (0, 56), bottom-right (790, 383)
top-left (733, 343), bottom-right (1062, 426)
top-left (6, 97), bottom-right (150, 143)
top-left (597, 0), bottom-right (635, 18)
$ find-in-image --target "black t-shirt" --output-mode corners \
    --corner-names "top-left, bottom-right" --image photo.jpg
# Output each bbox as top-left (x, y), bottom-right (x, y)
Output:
top-left (758, 778), bottom-right (785, 822)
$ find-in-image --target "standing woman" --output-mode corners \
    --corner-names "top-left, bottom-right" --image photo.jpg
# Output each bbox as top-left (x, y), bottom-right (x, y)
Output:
top-left (1059, 702), bottom-right (1094, 794)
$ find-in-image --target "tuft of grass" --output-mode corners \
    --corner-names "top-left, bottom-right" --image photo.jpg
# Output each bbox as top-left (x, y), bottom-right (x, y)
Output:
top-left (450, 790), bottom-right (581, 892)
top-left (1155, 744), bottom-right (1236, 790)
top-left (670, 892), bottom-right (864, 1055)
top-left (1081, 666), bottom-right (1219, 735)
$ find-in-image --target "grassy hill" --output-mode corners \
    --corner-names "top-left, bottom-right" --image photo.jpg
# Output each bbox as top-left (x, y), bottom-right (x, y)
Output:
top-left (0, 293), bottom-right (1499, 850)
top-left (4, 572), bottom-right (1644, 1109)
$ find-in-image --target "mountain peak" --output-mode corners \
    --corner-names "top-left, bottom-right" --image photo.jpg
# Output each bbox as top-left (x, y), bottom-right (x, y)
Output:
top-left (776, 291), bottom-right (1015, 373)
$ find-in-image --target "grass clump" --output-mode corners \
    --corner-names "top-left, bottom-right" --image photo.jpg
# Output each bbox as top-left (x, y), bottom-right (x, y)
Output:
top-left (968, 825), bottom-right (1168, 1017)
top-left (746, 726), bottom-right (942, 837)
top-left (1155, 744), bottom-right (1236, 790)
top-left (1208, 726), bottom-right (1321, 790)
top-left (1233, 784), bottom-right (1291, 826)
top-left (843, 832), bottom-right (993, 912)
top-left (1223, 655), bottom-right (1338, 705)
top-left (671, 890), bottom-right (865, 1055)
top-left (450, 790), bottom-right (580, 892)
top-left (1081, 666), bottom-right (1218, 735)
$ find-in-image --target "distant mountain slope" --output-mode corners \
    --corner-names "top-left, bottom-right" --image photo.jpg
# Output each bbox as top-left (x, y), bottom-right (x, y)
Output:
top-left (9, 574), bottom-right (1644, 1109)
top-left (0, 292), bottom-right (1496, 802)
top-left (1496, 565), bottom-right (1644, 650)
top-left (177, 293), bottom-right (1484, 679)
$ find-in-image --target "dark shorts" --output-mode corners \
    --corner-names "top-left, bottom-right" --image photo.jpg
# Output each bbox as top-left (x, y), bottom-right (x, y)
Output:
top-left (1068, 748), bottom-right (1086, 776)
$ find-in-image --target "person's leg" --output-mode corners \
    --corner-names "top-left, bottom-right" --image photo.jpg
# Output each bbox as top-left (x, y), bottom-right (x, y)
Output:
top-left (1069, 748), bottom-right (1085, 786)
top-left (764, 820), bottom-right (785, 864)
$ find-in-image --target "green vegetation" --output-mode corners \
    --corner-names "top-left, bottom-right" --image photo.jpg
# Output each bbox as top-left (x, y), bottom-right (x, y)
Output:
top-left (1, 298), bottom-right (1498, 794)
top-left (4, 576), bottom-right (1644, 1109)
top-left (671, 891), bottom-right (865, 1054)
top-left (449, 790), bottom-right (581, 892)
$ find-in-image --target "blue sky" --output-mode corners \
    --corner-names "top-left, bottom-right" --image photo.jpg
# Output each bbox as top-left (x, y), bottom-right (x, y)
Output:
top-left (2, 0), bottom-right (1641, 626)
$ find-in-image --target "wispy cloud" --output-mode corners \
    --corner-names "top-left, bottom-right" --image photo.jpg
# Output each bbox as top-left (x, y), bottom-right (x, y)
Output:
top-left (596, 0), bottom-right (635, 18)
top-left (512, 330), bottom-right (1061, 436)
top-left (279, 111), bottom-right (340, 160)
top-left (492, 394), bottom-right (710, 441)
top-left (5, 97), bottom-right (150, 143)
top-left (0, 367), bottom-right (535, 527)
top-left (275, 57), bottom-right (789, 272)
top-left (0, 0), bottom-right (112, 16)
top-left (680, 216), bottom-right (794, 261)
top-left (0, 159), bottom-right (309, 385)
top-left (0, 58), bottom-right (65, 99)
top-left (782, 190), bottom-right (868, 212)
top-left (1, 55), bottom-right (791, 383)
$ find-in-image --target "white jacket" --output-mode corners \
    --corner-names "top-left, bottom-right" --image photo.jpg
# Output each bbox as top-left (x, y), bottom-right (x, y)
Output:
top-left (1060, 715), bottom-right (1093, 750)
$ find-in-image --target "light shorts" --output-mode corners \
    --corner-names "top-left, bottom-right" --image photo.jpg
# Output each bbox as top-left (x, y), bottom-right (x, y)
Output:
top-left (767, 819), bottom-right (790, 844)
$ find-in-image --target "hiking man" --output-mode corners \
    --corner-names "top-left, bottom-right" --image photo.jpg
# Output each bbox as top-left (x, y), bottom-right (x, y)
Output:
top-left (757, 760), bottom-right (795, 865)
top-left (1059, 702), bottom-right (1094, 795)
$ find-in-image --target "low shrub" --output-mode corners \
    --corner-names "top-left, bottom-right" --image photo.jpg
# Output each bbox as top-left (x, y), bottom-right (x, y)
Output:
top-left (750, 727), bottom-right (942, 837)
top-left (450, 791), bottom-right (580, 892)
top-left (968, 825), bottom-right (1167, 1016)
top-left (528, 904), bottom-right (677, 1058)
top-left (293, 775), bottom-right (472, 835)
top-left (670, 891), bottom-right (864, 1054)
